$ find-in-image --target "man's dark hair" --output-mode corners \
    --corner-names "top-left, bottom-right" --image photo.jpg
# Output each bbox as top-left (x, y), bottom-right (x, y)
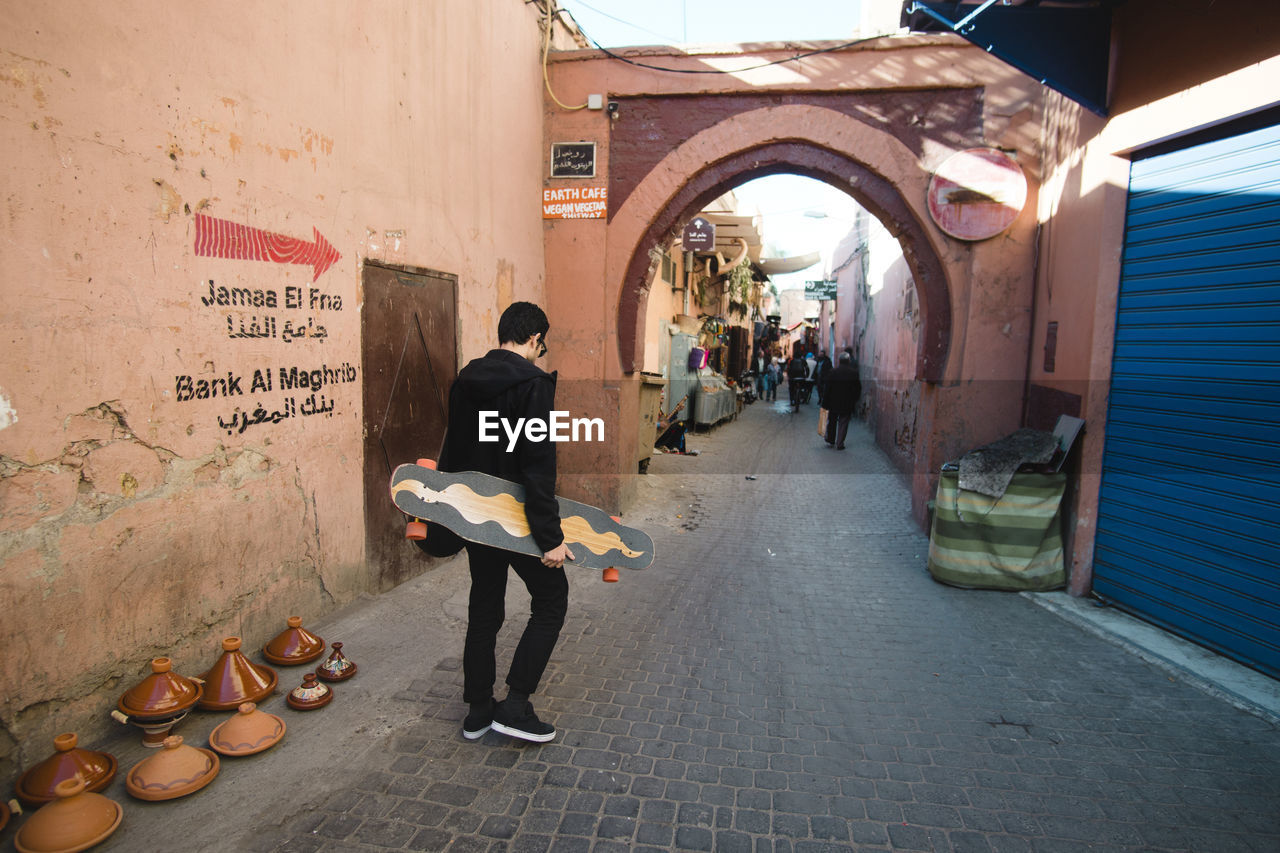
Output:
top-left (497, 301), bottom-right (550, 345)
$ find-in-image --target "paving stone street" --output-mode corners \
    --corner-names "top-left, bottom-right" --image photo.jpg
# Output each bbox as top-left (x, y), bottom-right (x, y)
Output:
top-left (239, 398), bottom-right (1280, 852)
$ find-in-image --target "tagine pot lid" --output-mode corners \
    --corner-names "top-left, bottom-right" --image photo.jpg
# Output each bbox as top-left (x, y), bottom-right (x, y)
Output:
top-left (209, 702), bottom-right (286, 756)
top-left (286, 672), bottom-right (333, 710)
top-left (262, 616), bottom-right (325, 665)
top-left (198, 636), bottom-right (279, 711)
top-left (315, 641), bottom-right (357, 682)
top-left (125, 735), bottom-right (220, 801)
top-left (14, 777), bottom-right (123, 853)
top-left (16, 732), bottom-right (118, 807)
top-left (118, 657), bottom-right (203, 719)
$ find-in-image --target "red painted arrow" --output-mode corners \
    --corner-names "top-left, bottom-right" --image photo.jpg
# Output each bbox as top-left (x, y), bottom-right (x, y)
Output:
top-left (194, 213), bottom-right (340, 281)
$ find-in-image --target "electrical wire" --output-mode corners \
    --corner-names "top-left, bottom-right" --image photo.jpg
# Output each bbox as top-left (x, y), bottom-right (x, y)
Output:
top-left (581, 31), bottom-right (894, 75)
top-left (567, 0), bottom-right (682, 45)
top-left (553, 2), bottom-right (893, 76)
top-left (541, 1), bottom-right (895, 110)
top-left (543, 1), bottom-right (588, 110)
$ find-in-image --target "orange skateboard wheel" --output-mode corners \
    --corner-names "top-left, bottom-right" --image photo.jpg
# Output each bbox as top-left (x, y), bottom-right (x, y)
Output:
top-left (416, 458), bottom-right (438, 469)
top-left (405, 520), bottom-right (428, 540)
top-left (602, 567), bottom-right (619, 583)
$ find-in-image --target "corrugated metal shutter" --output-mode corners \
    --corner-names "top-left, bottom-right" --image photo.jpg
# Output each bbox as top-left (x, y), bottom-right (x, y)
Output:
top-left (1093, 121), bottom-right (1280, 678)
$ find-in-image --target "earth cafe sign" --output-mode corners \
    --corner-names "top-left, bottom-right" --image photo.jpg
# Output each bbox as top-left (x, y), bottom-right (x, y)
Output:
top-left (927, 148), bottom-right (1028, 241)
top-left (542, 186), bottom-right (607, 219)
top-left (682, 216), bottom-right (715, 252)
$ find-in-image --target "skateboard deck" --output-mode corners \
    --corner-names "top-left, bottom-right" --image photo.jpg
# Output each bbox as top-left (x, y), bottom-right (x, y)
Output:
top-left (390, 461), bottom-right (654, 572)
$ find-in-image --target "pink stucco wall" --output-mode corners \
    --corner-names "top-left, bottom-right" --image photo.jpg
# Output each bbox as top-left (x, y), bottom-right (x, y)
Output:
top-left (0, 0), bottom-right (552, 779)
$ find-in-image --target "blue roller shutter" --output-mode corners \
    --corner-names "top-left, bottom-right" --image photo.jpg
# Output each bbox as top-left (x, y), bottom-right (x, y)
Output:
top-left (1093, 121), bottom-right (1280, 678)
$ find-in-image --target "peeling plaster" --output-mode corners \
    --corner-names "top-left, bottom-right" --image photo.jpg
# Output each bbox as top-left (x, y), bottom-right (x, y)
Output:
top-left (0, 389), bottom-right (16, 430)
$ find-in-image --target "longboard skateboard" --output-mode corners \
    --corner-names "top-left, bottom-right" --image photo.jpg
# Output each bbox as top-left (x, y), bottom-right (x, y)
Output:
top-left (390, 460), bottom-right (654, 580)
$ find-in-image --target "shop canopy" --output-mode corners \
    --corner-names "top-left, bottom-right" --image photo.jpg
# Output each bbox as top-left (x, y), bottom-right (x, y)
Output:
top-left (901, 0), bottom-right (1114, 115)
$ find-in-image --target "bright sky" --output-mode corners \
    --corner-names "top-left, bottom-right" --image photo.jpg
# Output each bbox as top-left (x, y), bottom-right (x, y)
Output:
top-left (560, 0), bottom-right (866, 48)
top-left (558, 1), bottom-right (876, 289)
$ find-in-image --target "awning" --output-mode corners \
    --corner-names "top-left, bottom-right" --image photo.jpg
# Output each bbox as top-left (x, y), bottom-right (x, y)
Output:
top-left (757, 252), bottom-right (822, 276)
top-left (901, 0), bottom-right (1114, 116)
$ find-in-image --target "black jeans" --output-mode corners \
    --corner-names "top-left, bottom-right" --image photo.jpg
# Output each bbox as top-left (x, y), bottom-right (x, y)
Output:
top-left (463, 543), bottom-right (568, 704)
top-left (825, 411), bottom-right (852, 448)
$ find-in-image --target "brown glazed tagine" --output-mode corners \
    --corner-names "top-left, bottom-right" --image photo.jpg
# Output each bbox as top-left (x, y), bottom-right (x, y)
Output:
top-left (208, 702), bottom-right (286, 757)
top-left (262, 616), bottom-right (325, 666)
top-left (315, 641), bottom-right (357, 682)
top-left (125, 735), bottom-right (219, 801)
top-left (14, 776), bottom-right (123, 853)
top-left (198, 636), bottom-right (278, 711)
top-left (113, 657), bottom-right (204, 746)
top-left (286, 672), bottom-right (333, 710)
top-left (15, 732), bottom-right (118, 807)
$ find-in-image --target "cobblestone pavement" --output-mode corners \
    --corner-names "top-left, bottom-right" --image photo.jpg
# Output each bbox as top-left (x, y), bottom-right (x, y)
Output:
top-left (258, 400), bottom-right (1280, 852)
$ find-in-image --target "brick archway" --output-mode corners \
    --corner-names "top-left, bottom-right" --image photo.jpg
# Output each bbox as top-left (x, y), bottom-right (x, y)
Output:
top-left (616, 141), bottom-right (952, 382)
top-left (606, 104), bottom-right (958, 383)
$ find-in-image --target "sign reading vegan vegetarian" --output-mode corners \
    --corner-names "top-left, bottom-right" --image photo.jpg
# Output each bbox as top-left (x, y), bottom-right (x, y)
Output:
top-left (550, 142), bottom-right (596, 177)
top-left (542, 186), bottom-right (607, 219)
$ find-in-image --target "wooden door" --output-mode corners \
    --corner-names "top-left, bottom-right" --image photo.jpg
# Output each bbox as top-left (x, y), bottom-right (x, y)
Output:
top-left (362, 264), bottom-right (457, 589)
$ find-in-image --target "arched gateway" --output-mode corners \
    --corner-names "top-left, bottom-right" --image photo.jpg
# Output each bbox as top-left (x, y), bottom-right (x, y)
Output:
top-left (612, 106), bottom-right (953, 384)
top-left (544, 38), bottom-right (1044, 517)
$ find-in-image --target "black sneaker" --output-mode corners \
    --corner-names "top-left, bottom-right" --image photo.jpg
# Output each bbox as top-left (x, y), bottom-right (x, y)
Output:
top-left (462, 699), bottom-right (494, 740)
top-left (491, 699), bottom-right (556, 743)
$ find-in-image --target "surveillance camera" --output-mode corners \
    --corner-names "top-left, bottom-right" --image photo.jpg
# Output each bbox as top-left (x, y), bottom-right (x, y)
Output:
top-left (606, 101), bottom-right (620, 119)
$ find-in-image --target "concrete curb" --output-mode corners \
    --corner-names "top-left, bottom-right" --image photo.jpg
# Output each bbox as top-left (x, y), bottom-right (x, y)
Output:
top-left (1023, 590), bottom-right (1280, 725)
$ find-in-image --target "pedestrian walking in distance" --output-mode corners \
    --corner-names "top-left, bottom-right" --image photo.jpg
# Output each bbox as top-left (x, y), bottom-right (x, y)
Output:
top-left (821, 351), bottom-right (862, 450)
top-left (430, 301), bottom-right (574, 743)
top-left (786, 353), bottom-right (809, 411)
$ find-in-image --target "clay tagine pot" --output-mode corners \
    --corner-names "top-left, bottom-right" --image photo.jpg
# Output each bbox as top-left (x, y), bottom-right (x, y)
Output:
top-left (113, 657), bottom-right (204, 746)
top-left (14, 776), bottom-right (123, 853)
top-left (0, 798), bottom-right (9, 834)
top-left (209, 702), bottom-right (286, 757)
top-left (15, 732), bottom-right (118, 806)
top-left (286, 672), bottom-right (333, 710)
top-left (198, 636), bottom-right (278, 711)
top-left (125, 735), bottom-right (220, 801)
top-left (262, 616), bottom-right (326, 666)
top-left (315, 642), bottom-right (357, 682)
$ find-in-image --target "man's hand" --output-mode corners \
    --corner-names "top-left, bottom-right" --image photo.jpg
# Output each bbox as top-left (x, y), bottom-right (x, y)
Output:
top-left (541, 542), bottom-right (575, 568)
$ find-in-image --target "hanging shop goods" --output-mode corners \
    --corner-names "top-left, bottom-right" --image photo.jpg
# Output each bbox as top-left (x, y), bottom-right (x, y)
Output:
top-left (262, 616), bottom-right (326, 666)
top-left (208, 702), bottom-right (286, 757)
top-left (15, 732), bottom-right (118, 807)
top-left (14, 777), bottom-right (123, 853)
top-left (286, 673), bottom-right (333, 710)
top-left (314, 642), bottom-right (357, 683)
top-left (125, 735), bottom-right (220, 801)
top-left (113, 657), bottom-right (204, 747)
top-left (197, 637), bottom-right (279, 711)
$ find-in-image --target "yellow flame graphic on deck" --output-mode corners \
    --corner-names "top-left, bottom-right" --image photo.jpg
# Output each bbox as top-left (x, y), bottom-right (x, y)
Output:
top-left (393, 479), bottom-right (644, 559)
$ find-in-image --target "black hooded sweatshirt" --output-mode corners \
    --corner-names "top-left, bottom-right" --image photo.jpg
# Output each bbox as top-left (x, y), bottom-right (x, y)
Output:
top-left (438, 348), bottom-right (564, 552)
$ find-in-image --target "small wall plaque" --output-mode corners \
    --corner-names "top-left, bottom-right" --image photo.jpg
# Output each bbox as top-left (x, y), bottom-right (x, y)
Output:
top-left (550, 142), bottom-right (596, 178)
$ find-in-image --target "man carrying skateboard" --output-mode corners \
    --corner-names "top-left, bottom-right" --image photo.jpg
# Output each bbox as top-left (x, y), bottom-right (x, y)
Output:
top-left (432, 301), bottom-right (574, 744)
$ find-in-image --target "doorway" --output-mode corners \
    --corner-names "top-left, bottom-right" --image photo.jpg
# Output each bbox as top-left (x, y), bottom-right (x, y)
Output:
top-left (361, 263), bottom-right (458, 589)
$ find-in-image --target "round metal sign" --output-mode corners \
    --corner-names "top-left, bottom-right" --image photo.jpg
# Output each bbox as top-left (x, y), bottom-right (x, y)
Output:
top-left (927, 148), bottom-right (1027, 241)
